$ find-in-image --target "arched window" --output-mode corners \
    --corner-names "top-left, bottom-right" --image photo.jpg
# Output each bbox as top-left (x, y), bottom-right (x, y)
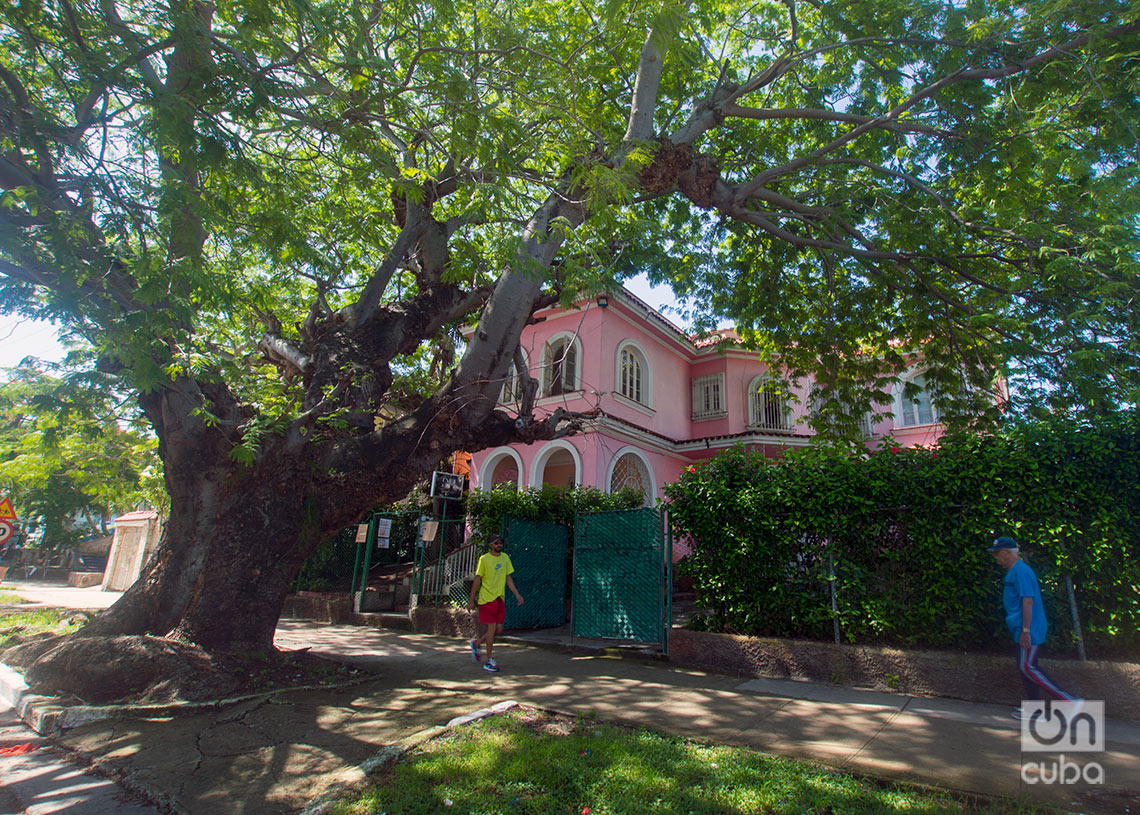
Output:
top-left (897, 372), bottom-right (938, 427)
top-left (615, 341), bottom-right (651, 406)
top-left (542, 334), bottom-right (580, 397)
top-left (498, 351), bottom-right (529, 404)
top-left (620, 348), bottom-right (642, 402)
top-left (748, 374), bottom-right (792, 431)
top-left (607, 448), bottom-right (656, 507)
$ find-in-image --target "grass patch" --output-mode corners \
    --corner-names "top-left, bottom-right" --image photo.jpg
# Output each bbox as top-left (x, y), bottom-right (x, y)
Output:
top-left (0, 607), bottom-right (84, 647)
top-left (0, 593), bottom-right (29, 604)
top-left (333, 708), bottom-right (1053, 815)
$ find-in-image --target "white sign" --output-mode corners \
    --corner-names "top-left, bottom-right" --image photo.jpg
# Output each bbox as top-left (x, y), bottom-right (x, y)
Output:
top-left (1021, 700), bottom-right (1103, 753)
top-left (375, 518), bottom-right (392, 538)
top-left (1021, 700), bottom-right (1105, 786)
top-left (420, 520), bottom-right (439, 542)
top-left (0, 520), bottom-right (12, 545)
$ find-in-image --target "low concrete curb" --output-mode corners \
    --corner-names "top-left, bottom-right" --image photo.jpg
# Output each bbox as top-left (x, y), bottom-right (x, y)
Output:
top-left (297, 700), bottom-right (520, 815)
top-left (0, 660), bottom-right (378, 735)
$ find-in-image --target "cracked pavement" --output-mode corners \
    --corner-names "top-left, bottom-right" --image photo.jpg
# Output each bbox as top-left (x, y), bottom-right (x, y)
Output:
top-left (11, 619), bottom-right (1140, 815)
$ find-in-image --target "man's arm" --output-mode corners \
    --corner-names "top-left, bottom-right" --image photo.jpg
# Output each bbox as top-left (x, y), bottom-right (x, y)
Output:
top-left (468, 575), bottom-right (482, 610)
top-left (1020, 595), bottom-right (1033, 648)
top-left (505, 574), bottom-right (524, 605)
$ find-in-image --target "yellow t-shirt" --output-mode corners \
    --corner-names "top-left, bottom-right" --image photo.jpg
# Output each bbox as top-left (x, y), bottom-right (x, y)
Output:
top-left (474, 552), bottom-right (514, 605)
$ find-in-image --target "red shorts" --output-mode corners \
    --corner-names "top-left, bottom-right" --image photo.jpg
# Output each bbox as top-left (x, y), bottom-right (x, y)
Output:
top-left (478, 597), bottom-right (506, 624)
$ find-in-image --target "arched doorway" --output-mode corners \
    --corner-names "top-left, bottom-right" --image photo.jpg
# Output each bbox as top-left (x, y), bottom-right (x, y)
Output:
top-left (479, 448), bottom-right (523, 490)
top-left (530, 440), bottom-right (581, 488)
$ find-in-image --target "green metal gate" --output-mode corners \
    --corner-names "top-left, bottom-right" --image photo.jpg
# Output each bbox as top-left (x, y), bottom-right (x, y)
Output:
top-left (503, 516), bottom-right (569, 629)
top-left (571, 507), bottom-right (671, 652)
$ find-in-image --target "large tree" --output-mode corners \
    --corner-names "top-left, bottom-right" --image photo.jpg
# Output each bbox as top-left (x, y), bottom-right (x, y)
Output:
top-left (1, 0), bottom-right (1137, 671)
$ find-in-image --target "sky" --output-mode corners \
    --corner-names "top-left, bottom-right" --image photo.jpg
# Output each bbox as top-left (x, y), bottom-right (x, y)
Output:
top-left (0, 314), bottom-right (67, 370)
top-left (0, 273), bottom-right (687, 374)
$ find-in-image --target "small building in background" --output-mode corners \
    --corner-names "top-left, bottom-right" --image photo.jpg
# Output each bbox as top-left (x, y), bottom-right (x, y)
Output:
top-left (102, 510), bottom-right (163, 591)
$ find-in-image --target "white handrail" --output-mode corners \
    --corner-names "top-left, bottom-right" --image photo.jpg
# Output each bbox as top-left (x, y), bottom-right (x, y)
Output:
top-left (418, 541), bottom-right (477, 597)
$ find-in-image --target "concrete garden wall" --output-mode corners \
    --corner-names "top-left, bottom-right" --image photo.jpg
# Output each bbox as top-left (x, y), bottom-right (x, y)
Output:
top-left (669, 628), bottom-right (1140, 720)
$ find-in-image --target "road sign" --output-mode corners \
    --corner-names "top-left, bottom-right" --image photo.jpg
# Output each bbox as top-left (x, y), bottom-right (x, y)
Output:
top-left (0, 520), bottom-right (13, 545)
top-left (0, 497), bottom-right (16, 521)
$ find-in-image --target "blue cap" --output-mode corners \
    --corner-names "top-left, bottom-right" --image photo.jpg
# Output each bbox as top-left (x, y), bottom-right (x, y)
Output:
top-left (986, 536), bottom-right (1019, 551)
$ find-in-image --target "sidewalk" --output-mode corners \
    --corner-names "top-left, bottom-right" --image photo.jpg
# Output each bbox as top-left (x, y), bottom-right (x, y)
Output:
top-left (2, 585), bottom-right (1139, 814)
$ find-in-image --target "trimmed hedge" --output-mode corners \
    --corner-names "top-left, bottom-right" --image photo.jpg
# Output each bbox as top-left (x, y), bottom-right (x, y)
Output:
top-left (664, 414), bottom-right (1140, 658)
top-left (465, 484), bottom-right (644, 545)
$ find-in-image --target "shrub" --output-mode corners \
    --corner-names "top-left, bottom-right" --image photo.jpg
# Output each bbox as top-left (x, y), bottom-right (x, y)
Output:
top-left (665, 413), bottom-right (1140, 658)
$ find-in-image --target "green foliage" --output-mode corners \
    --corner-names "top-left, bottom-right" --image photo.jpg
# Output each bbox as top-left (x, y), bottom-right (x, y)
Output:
top-left (0, 369), bottom-right (166, 549)
top-left (665, 414), bottom-right (1140, 658)
top-left (466, 484), bottom-right (644, 546)
top-left (333, 708), bottom-right (1046, 815)
top-left (1, 0), bottom-right (1138, 648)
top-left (1, 0), bottom-right (1136, 431)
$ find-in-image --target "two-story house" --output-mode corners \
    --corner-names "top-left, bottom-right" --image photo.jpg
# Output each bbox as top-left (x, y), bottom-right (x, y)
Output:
top-left (471, 287), bottom-right (961, 505)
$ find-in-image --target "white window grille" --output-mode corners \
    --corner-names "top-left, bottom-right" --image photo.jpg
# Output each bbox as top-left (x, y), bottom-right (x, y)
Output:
top-left (610, 452), bottom-right (650, 503)
top-left (749, 376), bottom-right (793, 431)
top-left (858, 413), bottom-right (875, 437)
top-left (691, 373), bottom-right (726, 420)
top-left (499, 363), bottom-right (521, 404)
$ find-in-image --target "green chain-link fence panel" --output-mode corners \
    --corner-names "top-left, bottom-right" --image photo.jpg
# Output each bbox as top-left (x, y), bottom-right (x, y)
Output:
top-left (503, 516), bottom-right (569, 629)
top-left (292, 523), bottom-right (361, 592)
top-left (572, 507), bottom-right (670, 649)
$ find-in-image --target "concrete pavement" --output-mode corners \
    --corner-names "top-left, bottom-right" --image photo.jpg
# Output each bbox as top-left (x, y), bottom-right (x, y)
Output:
top-left (0, 579), bottom-right (123, 610)
top-left (2, 582), bottom-right (1139, 814)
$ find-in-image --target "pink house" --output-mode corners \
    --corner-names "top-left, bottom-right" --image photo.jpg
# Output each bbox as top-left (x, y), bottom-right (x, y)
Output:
top-left (471, 287), bottom-right (964, 504)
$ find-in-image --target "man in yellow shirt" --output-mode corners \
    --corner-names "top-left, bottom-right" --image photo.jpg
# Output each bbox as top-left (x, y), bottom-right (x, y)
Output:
top-left (467, 534), bottom-right (524, 672)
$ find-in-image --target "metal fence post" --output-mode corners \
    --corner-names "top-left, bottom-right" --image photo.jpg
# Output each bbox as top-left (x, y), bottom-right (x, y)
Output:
top-left (828, 544), bottom-right (840, 645)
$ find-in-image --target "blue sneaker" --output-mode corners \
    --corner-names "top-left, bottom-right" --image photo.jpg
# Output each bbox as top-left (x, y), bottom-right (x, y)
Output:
top-left (483, 658), bottom-right (500, 672)
top-left (469, 639), bottom-right (481, 662)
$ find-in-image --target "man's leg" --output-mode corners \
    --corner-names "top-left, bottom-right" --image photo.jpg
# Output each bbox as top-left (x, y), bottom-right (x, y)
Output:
top-left (484, 621), bottom-right (501, 661)
top-left (1019, 645), bottom-right (1076, 701)
top-left (469, 619), bottom-right (484, 661)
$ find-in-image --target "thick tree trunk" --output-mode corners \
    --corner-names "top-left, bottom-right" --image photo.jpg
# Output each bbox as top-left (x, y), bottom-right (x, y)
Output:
top-left (85, 452), bottom-right (328, 651)
top-left (81, 376), bottom-right (357, 652)
top-left (81, 369), bottom-right (547, 653)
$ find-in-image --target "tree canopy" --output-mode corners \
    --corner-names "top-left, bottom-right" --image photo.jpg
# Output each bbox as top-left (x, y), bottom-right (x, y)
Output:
top-left (0, 0), bottom-right (1137, 660)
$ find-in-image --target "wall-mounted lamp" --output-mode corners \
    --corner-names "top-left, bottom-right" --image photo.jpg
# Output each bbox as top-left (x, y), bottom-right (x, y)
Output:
top-left (596, 295), bottom-right (610, 308)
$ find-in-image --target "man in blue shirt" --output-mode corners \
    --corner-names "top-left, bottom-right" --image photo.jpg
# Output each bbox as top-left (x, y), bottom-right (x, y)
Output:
top-left (987, 536), bottom-right (1078, 717)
